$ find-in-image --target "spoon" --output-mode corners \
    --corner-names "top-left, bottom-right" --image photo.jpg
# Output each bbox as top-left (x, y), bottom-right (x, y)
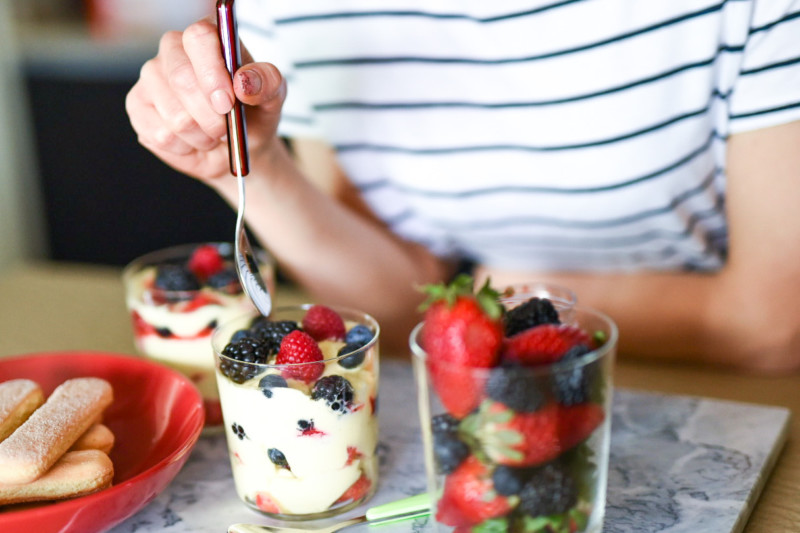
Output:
top-left (228, 493), bottom-right (431, 533)
top-left (217, 0), bottom-right (272, 317)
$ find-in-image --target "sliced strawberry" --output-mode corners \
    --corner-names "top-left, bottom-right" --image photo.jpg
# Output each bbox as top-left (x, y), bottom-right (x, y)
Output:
top-left (188, 244), bottom-right (225, 280)
top-left (203, 399), bottom-right (223, 427)
top-left (345, 446), bottom-right (363, 466)
top-left (502, 324), bottom-right (592, 366)
top-left (439, 455), bottom-right (512, 526)
top-left (558, 402), bottom-right (605, 451)
top-left (275, 330), bottom-right (325, 383)
top-left (335, 473), bottom-right (372, 504)
top-left (130, 311), bottom-right (156, 337)
top-left (428, 359), bottom-right (488, 418)
top-left (255, 492), bottom-right (281, 513)
top-left (179, 293), bottom-right (222, 312)
top-left (302, 305), bottom-right (346, 341)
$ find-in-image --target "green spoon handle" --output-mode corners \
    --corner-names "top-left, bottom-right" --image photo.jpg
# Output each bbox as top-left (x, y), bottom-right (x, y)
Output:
top-left (365, 493), bottom-right (431, 522)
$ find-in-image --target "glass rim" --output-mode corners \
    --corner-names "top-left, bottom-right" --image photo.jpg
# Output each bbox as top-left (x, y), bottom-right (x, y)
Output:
top-left (409, 304), bottom-right (617, 375)
top-left (497, 281), bottom-right (578, 306)
top-left (213, 304), bottom-right (380, 369)
top-left (121, 242), bottom-right (274, 295)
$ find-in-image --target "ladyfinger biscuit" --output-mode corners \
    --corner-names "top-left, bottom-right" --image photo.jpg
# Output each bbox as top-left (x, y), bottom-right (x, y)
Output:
top-left (0, 377), bottom-right (113, 484)
top-left (70, 423), bottom-right (115, 455)
top-left (0, 449), bottom-right (113, 505)
top-left (0, 380), bottom-right (44, 443)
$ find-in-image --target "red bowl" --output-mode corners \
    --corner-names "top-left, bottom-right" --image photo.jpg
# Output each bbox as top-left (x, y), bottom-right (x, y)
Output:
top-left (0, 351), bottom-right (204, 533)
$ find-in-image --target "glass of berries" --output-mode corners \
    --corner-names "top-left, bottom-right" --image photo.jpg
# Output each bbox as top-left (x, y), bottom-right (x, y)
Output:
top-left (411, 275), bottom-right (617, 533)
top-left (122, 242), bottom-right (274, 433)
top-left (211, 304), bottom-right (380, 519)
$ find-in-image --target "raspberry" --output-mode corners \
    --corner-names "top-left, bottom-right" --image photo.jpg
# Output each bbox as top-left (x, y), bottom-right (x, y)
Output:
top-left (275, 330), bottom-right (324, 383)
top-left (302, 305), bottom-right (346, 341)
top-left (503, 297), bottom-right (561, 336)
top-left (188, 244), bottom-right (225, 280)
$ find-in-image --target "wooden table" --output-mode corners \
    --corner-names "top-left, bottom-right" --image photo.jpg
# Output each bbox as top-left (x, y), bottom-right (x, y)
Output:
top-left (0, 262), bottom-right (797, 531)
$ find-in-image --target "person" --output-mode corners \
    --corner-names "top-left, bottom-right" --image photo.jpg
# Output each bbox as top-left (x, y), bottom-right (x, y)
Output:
top-left (125, 0), bottom-right (800, 372)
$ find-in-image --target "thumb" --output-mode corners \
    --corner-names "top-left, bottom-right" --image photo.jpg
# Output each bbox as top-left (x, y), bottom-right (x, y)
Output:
top-left (233, 62), bottom-right (287, 125)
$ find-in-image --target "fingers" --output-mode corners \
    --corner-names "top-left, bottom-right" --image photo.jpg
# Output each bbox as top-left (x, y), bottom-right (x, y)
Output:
top-left (234, 62), bottom-right (287, 139)
top-left (182, 21), bottom-right (236, 115)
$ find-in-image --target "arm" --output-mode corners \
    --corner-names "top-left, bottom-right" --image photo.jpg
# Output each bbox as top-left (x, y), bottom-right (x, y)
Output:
top-left (476, 120), bottom-right (800, 374)
top-left (125, 20), bottom-right (452, 350)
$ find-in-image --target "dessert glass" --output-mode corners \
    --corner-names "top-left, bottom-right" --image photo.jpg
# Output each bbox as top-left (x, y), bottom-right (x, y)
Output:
top-left (411, 306), bottom-right (617, 533)
top-left (122, 242), bottom-right (275, 433)
top-left (212, 305), bottom-right (380, 520)
top-left (499, 282), bottom-right (578, 324)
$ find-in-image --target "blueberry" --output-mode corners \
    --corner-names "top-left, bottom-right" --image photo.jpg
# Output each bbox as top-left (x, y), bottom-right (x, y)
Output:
top-left (345, 324), bottom-right (373, 346)
top-left (259, 374), bottom-right (288, 398)
top-left (268, 448), bottom-right (290, 469)
top-left (337, 343), bottom-right (366, 369)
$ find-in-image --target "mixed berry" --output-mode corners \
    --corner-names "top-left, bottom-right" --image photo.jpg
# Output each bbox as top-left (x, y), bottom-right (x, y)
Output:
top-left (418, 275), bottom-right (608, 533)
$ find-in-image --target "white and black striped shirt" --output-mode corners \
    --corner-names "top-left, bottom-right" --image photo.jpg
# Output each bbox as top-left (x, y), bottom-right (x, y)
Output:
top-left (238, 0), bottom-right (800, 272)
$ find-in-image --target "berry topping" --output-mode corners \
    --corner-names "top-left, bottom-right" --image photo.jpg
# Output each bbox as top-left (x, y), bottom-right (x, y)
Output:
top-left (345, 324), bottom-right (374, 346)
top-left (485, 364), bottom-right (545, 413)
top-left (231, 423), bottom-right (246, 440)
top-left (259, 374), bottom-right (288, 398)
top-left (335, 473), bottom-right (372, 504)
top-left (302, 305), bottom-right (346, 341)
top-left (431, 414), bottom-right (469, 474)
top-left (220, 337), bottom-right (271, 383)
top-left (502, 323), bottom-right (592, 366)
top-left (517, 461), bottom-right (578, 517)
top-left (311, 375), bottom-right (355, 414)
top-left (267, 448), bottom-right (290, 469)
top-left (207, 267), bottom-right (241, 292)
top-left (337, 343), bottom-right (366, 369)
top-left (503, 297), bottom-right (561, 336)
top-left (275, 330), bottom-right (325, 383)
top-left (188, 244), bottom-right (225, 280)
top-left (250, 319), bottom-right (301, 355)
top-left (154, 264), bottom-right (200, 295)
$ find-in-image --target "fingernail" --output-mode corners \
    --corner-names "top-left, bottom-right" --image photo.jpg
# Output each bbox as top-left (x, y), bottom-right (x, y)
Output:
top-left (211, 89), bottom-right (233, 114)
top-left (238, 69), bottom-right (262, 96)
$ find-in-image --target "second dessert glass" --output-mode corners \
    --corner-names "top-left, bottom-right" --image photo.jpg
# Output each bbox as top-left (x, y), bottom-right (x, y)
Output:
top-left (212, 305), bottom-right (380, 520)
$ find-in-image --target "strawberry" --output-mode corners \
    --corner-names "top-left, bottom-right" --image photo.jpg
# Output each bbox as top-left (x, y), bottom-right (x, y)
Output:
top-left (335, 473), bottom-right (372, 504)
top-left (419, 275), bottom-right (503, 416)
top-left (255, 492), bottom-right (281, 513)
top-left (302, 304), bottom-right (346, 341)
top-left (275, 330), bottom-right (324, 383)
top-left (465, 401), bottom-right (603, 467)
top-left (437, 455), bottom-right (512, 526)
top-left (502, 324), bottom-right (592, 366)
top-left (188, 244), bottom-right (225, 280)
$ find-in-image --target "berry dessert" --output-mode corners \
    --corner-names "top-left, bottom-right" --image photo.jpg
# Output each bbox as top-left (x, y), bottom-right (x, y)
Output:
top-left (122, 242), bottom-right (274, 430)
top-left (412, 275), bottom-right (617, 533)
top-left (212, 304), bottom-right (380, 518)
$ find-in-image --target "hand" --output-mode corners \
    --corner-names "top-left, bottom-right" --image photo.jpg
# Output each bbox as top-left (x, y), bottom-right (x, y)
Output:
top-left (125, 19), bottom-right (287, 182)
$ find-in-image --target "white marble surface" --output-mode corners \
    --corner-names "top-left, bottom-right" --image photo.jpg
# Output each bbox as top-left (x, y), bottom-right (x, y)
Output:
top-left (109, 360), bottom-right (789, 533)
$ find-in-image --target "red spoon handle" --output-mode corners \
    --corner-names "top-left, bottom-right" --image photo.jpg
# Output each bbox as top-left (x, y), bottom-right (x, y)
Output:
top-left (216, 0), bottom-right (249, 176)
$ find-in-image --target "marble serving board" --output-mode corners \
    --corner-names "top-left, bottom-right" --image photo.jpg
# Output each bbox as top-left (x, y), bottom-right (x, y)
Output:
top-left (110, 360), bottom-right (790, 533)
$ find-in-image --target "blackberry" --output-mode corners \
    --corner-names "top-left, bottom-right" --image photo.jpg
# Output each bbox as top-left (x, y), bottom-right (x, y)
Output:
top-left (231, 422), bottom-right (246, 440)
top-left (552, 345), bottom-right (594, 406)
top-left (485, 365), bottom-right (545, 413)
top-left (431, 414), bottom-right (468, 474)
top-left (219, 337), bottom-right (270, 383)
top-left (337, 343), bottom-right (366, 369)
top-left (268, 448), bottom-right (290, 469)
top-left (311, 375), bottom-right (354, 413)
top-left (154, 264), bottom-right (200, 299)
top-left (504, 297), bottom-right (560, 336)
top-left (259, 374), bottom-right (288, 398)
top-left (518, 461), bottom-right (578, 517)
top-left (207, 267), bottom-right (241, 291)
top-left (250, 319), bottom-right (300, 355)
top-left (492, 465), bottom-right (532, 496)
top-left (345, 324), bottom-right (374, 346)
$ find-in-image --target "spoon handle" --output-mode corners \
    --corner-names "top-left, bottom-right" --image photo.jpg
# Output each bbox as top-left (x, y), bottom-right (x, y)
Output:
top-left (216, 0), bottom-right (249, 176)
top-left (365, 492), bottom-right (431, 522)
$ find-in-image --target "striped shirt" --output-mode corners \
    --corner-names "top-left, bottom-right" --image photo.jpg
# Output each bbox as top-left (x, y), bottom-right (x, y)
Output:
top-left (238, 0), bottom-right (800, 272)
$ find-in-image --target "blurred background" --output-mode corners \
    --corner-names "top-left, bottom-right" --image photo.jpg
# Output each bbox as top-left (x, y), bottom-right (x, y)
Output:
top-left (1, 0), bottom-right (241, 271)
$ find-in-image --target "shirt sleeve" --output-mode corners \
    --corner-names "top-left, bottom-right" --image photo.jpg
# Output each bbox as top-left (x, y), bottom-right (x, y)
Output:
top-left (728, 0), bottom-right (800, 133)
top-left (236, 0), bottom-right (323, 139)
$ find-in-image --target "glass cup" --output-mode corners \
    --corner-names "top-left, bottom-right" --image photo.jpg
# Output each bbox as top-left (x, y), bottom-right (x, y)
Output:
top-left (122, 242), bottom-right (275, 433)
top-left (498, 282), bottom-right (578, 324)
top-left (212, 305), bottom-right (380, 520)
top-left (411, 306), bottom-right (617, 533)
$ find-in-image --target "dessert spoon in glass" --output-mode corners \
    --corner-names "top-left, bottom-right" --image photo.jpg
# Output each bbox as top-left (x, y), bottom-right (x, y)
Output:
top-left (217, 0), bottom-right (272, 317)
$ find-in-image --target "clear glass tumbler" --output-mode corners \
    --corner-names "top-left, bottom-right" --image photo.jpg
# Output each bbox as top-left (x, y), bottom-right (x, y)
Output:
top-left (212, 305), bottom-right (380, 520)
top-left (498, 282), bottom-right (578, 324)
top-left (122, 242), bottom-right (274, 432)
top-left (411, 306), bottom-right (617, 533)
